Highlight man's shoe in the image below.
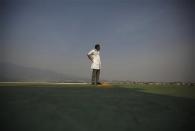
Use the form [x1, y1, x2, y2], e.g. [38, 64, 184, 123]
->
[97, 82, 102, 85]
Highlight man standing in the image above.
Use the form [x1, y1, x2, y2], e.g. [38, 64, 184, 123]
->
[87, 44, 101, 85]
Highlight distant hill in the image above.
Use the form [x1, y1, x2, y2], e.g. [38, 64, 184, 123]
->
[0, 62, 87, 82]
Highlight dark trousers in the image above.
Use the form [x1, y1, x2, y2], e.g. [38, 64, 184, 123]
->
[91, 69, 100, 84]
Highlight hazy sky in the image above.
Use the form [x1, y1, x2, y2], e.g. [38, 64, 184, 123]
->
[1, 0, 194, 82]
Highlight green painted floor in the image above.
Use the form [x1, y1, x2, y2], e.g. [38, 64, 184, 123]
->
[0, 84, 194, 131]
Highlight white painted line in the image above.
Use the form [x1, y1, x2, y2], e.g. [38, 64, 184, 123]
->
[55, 83, 88, 84]
[0, 82, 89, 84]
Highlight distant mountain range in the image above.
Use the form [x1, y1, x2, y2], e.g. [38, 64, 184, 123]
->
[0, 62, 88, 82]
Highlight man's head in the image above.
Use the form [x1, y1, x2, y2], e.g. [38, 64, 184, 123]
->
[95, 44, 100, 51]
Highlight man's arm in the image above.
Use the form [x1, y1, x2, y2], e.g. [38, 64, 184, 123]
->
[87, 50, 94, 62]
[87, 54, 93, 62]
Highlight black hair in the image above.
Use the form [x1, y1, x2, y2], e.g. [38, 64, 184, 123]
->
[95, 44, 100, 49]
